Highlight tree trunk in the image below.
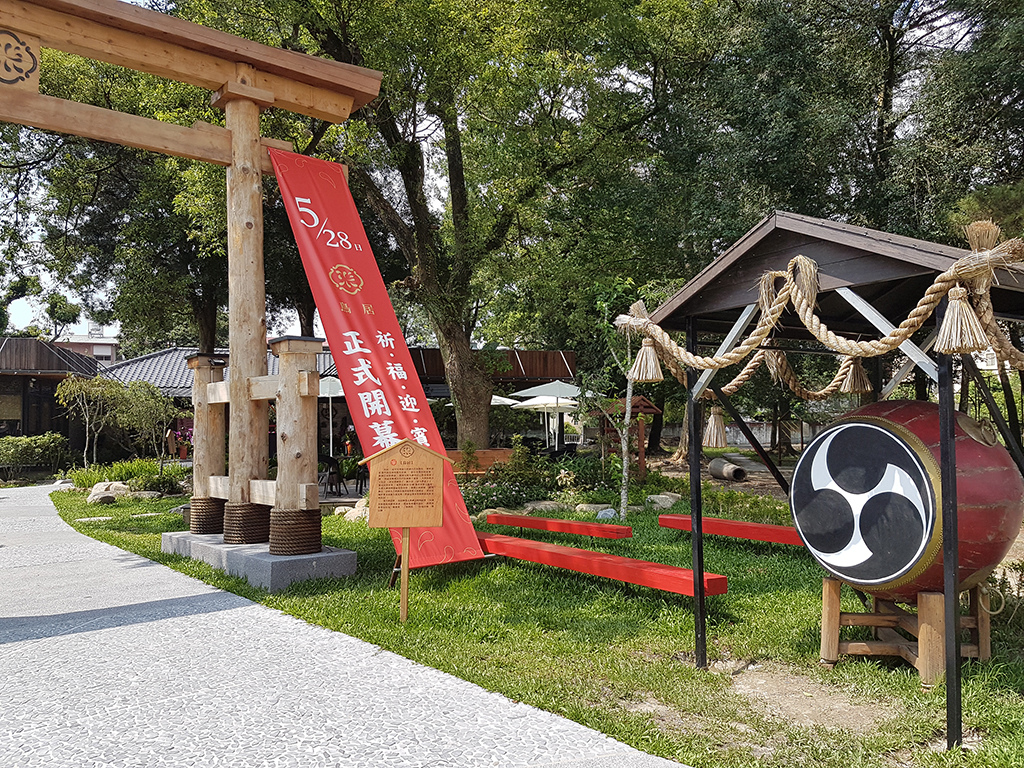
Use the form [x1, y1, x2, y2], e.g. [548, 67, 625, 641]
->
[670, 407, 688, 463]
[193, 290, 220, 355]
[914, 368, 929, 400]
[436, 318, 492, 448]
[619, 378, 634, 521]
[295, 294, 317, 338]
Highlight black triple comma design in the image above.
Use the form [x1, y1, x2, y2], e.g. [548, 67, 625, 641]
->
[790, 422, 936, 586]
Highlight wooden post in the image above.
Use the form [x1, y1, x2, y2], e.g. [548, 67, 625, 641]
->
[820, 577, 841, 666]
[186, 353, 226, 534]
[269, 337, 321, 510]
[187, 354, 226, 498]
[219, 65, 270, 506]
[268, 337, 323, 556]
[215, 65, 272, 544]
[400, 527, 411, 623]
[970, 585, 991, 661]
[917, 591, 946, 687]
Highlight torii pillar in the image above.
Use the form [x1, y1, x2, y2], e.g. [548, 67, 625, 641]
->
[213, 69, 272, 544]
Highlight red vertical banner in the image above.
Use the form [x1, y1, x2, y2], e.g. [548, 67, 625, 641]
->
[269, 149, 482, 568]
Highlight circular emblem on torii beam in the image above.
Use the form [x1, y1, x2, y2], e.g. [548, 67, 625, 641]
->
[0, 30, 39, 86]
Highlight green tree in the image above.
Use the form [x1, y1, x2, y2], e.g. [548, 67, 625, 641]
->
[42, 292, 80, 341]
[55, 375, 125, 465]
[117, 381, 182, 459]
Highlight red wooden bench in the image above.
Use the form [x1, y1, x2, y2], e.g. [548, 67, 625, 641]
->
[486, 513, 632, 539]
[477, 532, 728, 597]
[659, 514, 804, 547]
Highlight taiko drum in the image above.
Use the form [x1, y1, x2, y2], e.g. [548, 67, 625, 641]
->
[790, 400, 1023, 603]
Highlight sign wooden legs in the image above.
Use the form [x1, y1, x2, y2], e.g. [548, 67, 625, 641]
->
[400, 527, 411, 623]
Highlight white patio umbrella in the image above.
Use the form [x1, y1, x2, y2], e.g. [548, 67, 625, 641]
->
[490, 394, 520, 406]
[511, 396, 579, 448]
[511, 395, 580, 413]
[445, 394, 521, 407]
[509, 380, 581, 399]
[319, 375, 345, 456]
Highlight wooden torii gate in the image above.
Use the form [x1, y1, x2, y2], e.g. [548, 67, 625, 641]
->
[0, 0, 381, 554]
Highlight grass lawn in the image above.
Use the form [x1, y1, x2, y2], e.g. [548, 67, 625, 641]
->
[52, 489, 1024, 768]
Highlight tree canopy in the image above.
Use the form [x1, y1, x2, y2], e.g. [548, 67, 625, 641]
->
[2, 0, 1021, 441]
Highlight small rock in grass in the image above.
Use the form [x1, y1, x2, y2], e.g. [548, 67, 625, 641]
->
[129, 491, 162, 500]
[524, 500, 564, 513]
[660, 491, 682, 502]
[646, 494, 676, 509]
[87, 492, 116, 505]
[91, 481, 131, 497]
[596, 508, 618, 520]
[344, 507, 367, 522]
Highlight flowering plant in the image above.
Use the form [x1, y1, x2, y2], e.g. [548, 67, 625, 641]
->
[174, 427, 193, 449]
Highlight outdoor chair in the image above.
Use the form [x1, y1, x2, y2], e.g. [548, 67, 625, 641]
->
[317, 454, 348, 496]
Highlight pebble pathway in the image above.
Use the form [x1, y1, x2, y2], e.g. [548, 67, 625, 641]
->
[0, 484, 687, 767]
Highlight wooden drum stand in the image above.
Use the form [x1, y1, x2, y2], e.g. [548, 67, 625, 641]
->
[820, 577, 991, 687]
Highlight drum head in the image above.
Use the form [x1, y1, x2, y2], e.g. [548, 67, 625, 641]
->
[791, 418, 941, 590]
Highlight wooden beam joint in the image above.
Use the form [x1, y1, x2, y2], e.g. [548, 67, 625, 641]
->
[211, 79, 275, 110]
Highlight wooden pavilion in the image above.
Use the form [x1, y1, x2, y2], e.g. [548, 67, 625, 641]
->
[649, 210, 1024, 748]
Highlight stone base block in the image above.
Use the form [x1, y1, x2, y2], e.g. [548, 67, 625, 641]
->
[162, 531, 357, 592]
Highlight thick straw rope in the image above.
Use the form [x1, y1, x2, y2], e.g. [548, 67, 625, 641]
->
[616, 239, 1024, 372]
[763, 350, 857, 401]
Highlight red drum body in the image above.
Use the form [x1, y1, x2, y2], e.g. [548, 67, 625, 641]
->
[790, 400, 1023, 603]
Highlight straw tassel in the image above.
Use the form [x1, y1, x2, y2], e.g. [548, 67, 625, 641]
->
[627, 338, 664, 383]
[702, 405, 727, 448]
[840, 357, 872, 394]
[765, 349, 787, 384]
[935, 284, 989, 354]
[965, 219, 1001, 252]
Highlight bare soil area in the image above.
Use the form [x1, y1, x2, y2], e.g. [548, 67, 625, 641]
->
[730, 661, 884, 733]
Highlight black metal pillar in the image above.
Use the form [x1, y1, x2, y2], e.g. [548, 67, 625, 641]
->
[961, 355, 1024, 477]
[709, 383, 790, 495]
[935, 302, 962, 748]
[686, 316, 707, 669]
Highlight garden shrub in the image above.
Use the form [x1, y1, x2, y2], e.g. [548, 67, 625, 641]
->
[66, 458, 191, 490]
[459, 477, 547, 515]
[66, 466, 105, 488]
[482, 435, 555, 492]
[127, 473, 183, 495]
[0, 432, 70, 479]
[106, 458, 161, 483]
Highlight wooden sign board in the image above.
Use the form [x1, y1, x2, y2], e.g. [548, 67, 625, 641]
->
[361, 439, 449, 529]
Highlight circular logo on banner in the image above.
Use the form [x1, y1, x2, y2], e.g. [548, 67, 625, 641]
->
[790, 421, 938, 588]
[329, 263, 363, 294]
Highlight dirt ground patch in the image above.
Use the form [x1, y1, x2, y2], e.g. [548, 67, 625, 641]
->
[730, 661, 885, 733]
